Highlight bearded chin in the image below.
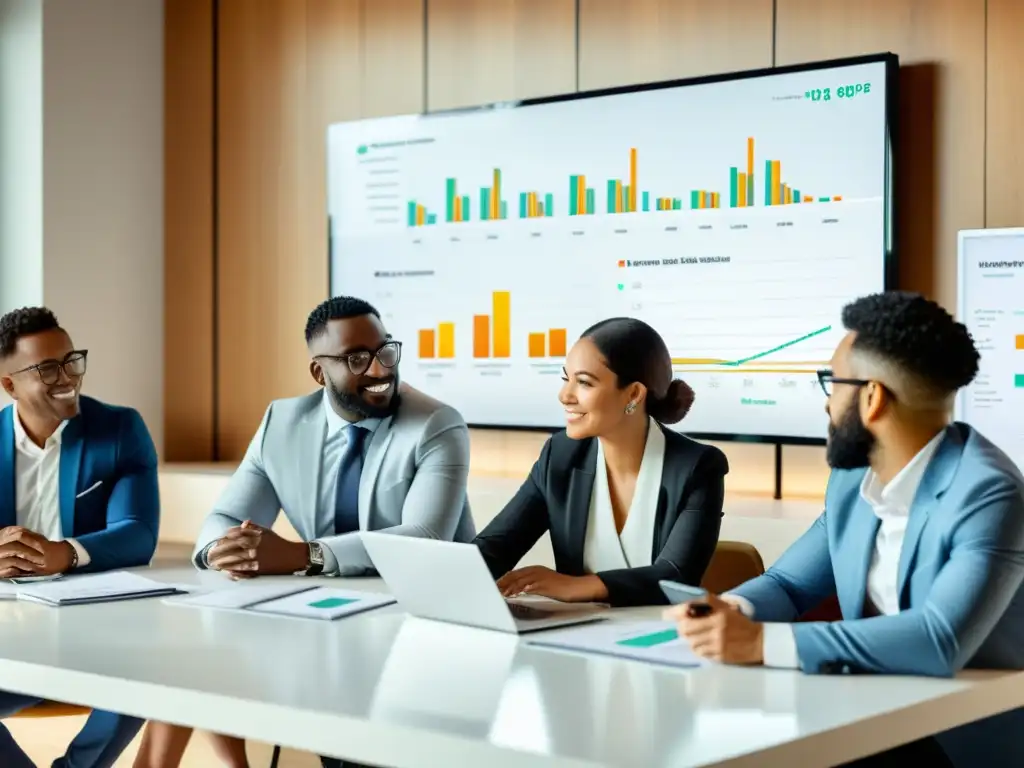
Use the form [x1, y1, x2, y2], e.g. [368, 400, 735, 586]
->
[826, 403, 875, 470]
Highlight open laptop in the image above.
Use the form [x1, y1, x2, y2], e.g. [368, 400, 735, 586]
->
[361, 532, 605, 634]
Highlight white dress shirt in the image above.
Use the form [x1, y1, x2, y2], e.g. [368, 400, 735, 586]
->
[583, 417, 665, 572]
[743, 432, 945, 668]
[12, 404, 90, 567]
[314, 390, 381, 575]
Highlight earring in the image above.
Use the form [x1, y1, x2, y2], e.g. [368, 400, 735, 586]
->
[624, 401, 637, 415]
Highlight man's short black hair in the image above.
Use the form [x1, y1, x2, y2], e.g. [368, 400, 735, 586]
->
[0, 307, 61, 360]
[305, 296, 380, 344]
[842, 291, 979, 397]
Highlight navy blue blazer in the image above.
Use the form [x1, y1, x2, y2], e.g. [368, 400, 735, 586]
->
[0, 396, 159, 572]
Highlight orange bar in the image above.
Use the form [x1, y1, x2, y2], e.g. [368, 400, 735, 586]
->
[712, 192, 720, 208]
[418, 329, 435, 359]
[1016, 334, 1024, 350]
[784, 186, 792, 205]
[629, 147, 637, 212]
[738, 173, 747, 207]
[473, 315, 490, 357]
[770, 160, 781, 206]
[491, 169, 500, 220]
[803, 195, 813, 202]
[453, 197, 461, 222]
[614, 180, 622, 213]
[438, 323, 455, 358]
[578, 174, 587, 214]
[528, 333, 545, 358]
[747, 137, 754, 177]
[833, 195, 843, 201]
[492, 291, 511, 358]
[416, 205, 425, 226]
[549, 328, 567, 357]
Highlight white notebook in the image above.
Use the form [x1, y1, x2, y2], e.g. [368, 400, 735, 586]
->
[169, 582, 395, 621]
[16, 571, 178, 606]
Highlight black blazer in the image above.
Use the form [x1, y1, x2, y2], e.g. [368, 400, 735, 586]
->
[474, 426, 729, 607]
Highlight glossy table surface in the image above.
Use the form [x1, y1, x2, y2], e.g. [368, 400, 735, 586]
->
[0, 566, 1020, 767]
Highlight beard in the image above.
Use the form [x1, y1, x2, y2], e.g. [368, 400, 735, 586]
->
[326, 374, 400, 420]
[826, 402, 875, 469]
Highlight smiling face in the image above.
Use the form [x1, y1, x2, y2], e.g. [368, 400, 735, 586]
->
[0, 328, 84, 424]
[558, 337, 643, 440]
[308, 313, 401, 420]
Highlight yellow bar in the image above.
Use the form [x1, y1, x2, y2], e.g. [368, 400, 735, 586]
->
[833, 195, 843, 201]
[473, 315, 489, 358]
[771, 161, 781, 205]
[1016, 335, 1024, 350]
[738, 173, 747, 207]
[416, 205, 425, 226]
[803, 195, 813, 202]
[713, 192, 720, 208]
[491, 169, 500, 220]
[528, 333, 545, 358]
[492, 291, 511, 358]
[747, 137, 754, 177]
[578, 174, 586, 214]
[629, 147, 637, 212]
[453, 197, 461, 222]
[784, 186, 792, 205]
[549, 328, 567, 357]
[418, 329, 435, 359]
[438, 323, 455, 358]
[614, 180, 622, 213]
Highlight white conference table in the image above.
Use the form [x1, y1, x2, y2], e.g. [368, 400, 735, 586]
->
[0, 567, 1021, 768]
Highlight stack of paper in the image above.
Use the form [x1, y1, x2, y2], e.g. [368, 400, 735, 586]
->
[16, 572, 178, 606]
[169, 582, 395, 621]
[527, 620, 707, 668]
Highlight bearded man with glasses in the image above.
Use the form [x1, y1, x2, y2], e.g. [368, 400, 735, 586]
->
[0, 306, 159, 768]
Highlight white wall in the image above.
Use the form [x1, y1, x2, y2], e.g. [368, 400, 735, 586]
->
[0, 0, 164, 453]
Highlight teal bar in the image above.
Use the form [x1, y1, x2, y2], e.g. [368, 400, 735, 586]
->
[519, 192, 527, 218]
[545, 193, 553, 216]
[426, 213, 436, 225]
[407, 201, 417, 227]
[585, 188, 595, 214]
[500, 200, 507, 219]
[642, 191, 650, 211]
[730, 167, 738, 207]
[461, 195, 470, 220]
[794, 189, 801, 203]
[1016, 374, 1024, 388]
[747, 175, 754, 206]
[673, 199, 681, 210]
[569, 175, 578, 215]
[690, 190, 700, 209]
[446, 178, 456, 222]
[818, 196, 830, 202]
[765, 160, 772, 205]
[607, 180, 617, 213]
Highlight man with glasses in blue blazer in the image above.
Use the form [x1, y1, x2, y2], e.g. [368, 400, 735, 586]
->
[0, 306, 160, 768]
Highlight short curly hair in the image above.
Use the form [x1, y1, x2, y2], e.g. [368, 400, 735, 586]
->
[842, 291, 979, 399]
[305, 296, 380, 344]
[0, 307, 62, 360]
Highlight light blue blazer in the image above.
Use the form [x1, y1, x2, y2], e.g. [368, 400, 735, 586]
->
[731, 422, 1024, 765]
[0, 396, 160, 573]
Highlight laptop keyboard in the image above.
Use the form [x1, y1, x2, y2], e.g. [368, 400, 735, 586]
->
[506, 602, 557, 621]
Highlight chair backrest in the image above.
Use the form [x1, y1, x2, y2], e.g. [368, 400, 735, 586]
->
[700, 540, 765, 594]
[10, 701, 90, 718]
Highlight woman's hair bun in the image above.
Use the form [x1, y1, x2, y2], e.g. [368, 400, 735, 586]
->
[648, 379, 695, 425]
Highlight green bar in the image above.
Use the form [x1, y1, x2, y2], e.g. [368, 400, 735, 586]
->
[426, 213, 436, 225]
[819, 196, 830, 202]
[407, 201, 417, 227]
[642, 191, 649, 211]
[545, 193, 553, 216]
[765, 160, 773, 205]
[617, 629, 679, 648]
[500, 200, 507, 219]
[462, 195, 470, 220]
[673, 198, 681, 210]
[730, 167, 738, 207]
[519, 192, 527, 218]
[569, 176, 578, 215]
[747, 175, 754, 207]
[1016, 374, 1024, 388]
[793, 189, 801, 203]
[690, 190, 700, 209]
[481, 189, 490, 220]
[446, 178, 456, 222]
[586, 188, 595, 214]
[607, 180, 617, 213]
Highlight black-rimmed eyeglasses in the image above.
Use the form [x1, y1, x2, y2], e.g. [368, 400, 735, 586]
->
[10, 350, 89, 385]
[314, 341, 401, 376]
[816, 368, 870, 397]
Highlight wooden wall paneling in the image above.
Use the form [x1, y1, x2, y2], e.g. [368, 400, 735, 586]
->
[362, 0, 426, 116]
[164, 0, 215, 461]
[577, 0, 774, 90]
[775, 0, 986, 311]
[426, 0, 576, 111]
[985, 0, 1024, 229]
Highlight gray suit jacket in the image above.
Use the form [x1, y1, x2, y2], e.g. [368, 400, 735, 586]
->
[192, 385, 476, 575]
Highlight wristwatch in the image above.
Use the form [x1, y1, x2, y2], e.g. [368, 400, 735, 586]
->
[304, 541, 325, 576]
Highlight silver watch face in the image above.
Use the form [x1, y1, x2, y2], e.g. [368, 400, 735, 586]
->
[309, 542, 324, 565]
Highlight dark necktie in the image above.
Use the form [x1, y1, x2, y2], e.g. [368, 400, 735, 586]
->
[334, 424, 367, 535]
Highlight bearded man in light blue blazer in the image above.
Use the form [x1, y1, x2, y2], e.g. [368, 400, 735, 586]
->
[669, 291, 1024, 768]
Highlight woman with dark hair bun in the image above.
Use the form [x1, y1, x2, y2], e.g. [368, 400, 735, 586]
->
[474, 317, 728, 607]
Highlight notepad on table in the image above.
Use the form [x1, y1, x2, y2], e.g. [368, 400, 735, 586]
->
[169, 582, 395, 621]
[527, 620, 706, 668]
[16, 571, 179, 606]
